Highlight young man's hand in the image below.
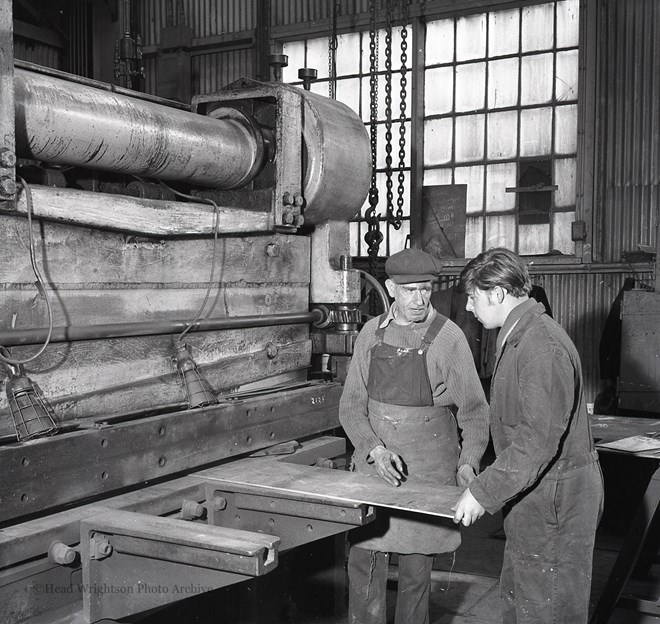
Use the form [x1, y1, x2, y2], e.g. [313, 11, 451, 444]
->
[369, 445, 404, 486]
[451, 488, 485, 526]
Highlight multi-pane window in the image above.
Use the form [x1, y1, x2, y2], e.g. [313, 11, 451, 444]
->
[283, 27, 411, 258]
[282, 0, 579, 259]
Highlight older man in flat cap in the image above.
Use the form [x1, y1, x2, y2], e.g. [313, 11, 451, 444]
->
[339, 248, 489, 624]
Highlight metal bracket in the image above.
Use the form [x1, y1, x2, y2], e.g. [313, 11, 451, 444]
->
[80, 509, 279, 623]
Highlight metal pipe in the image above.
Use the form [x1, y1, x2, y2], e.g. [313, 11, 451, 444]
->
[358, 269, 390, 313]
[0, 311, 324, 347]
[13, 68, 267, 189]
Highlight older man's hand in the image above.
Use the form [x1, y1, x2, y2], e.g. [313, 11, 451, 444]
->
[369, 445, 404, 487]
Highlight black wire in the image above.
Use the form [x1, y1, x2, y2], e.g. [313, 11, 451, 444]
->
[0, 178, 54, 366]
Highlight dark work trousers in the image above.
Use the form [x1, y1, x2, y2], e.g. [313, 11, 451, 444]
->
[500, 456, 604, 623]
[347, 546, 433, 624]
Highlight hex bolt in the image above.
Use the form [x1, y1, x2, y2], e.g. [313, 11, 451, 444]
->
[293, 214, 305, 228]
[282, 191, 294, 205]
[48, 541, 77, 565]
[293, 194, 304, 207]
[266, 342, 278, 359]
[282, 210, 294, 225]
[181, 499, 205, 520]
[0, 176, 16, 197]
[213, 496, 228, 511]
[266, 243, 280, 257]
[0, 148, 16, 168]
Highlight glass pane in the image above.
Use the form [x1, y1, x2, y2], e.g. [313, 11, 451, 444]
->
[555, 104, 577, 154]
[424, 167, 453, 186]
[520, 107, 552, 156]
[487, 110, 518, 160]
[557, 0, 580, 48]
[465, 216, 484, 257]
[457, 14, 487, 61]
[426, 18, 455, 65]
[456, 62, 486, 112]
[521, 53, 553, 105]
[350, 221, 360, 256]
[553, 211, 575, 254]
[336, 32, 361, 76]
[522, 4, 554, 52]
[389, 219, 411, 254]
[455, 114, 485, 162]
[455, 165, 485, 214]
[556, 50, 579, 102]
[336, 77, 361, 116]
[425, 67, 454, 115]
[309, 81, 327, 96]
[489, 8, 520, 57]
[306, 37, 329, 78]
[488, 58, 519, 109]
[424, 118, 453, 165]
[519, 223, 550, 255]
[485, 214, 516, 249]
[282, 41, 305, 83]
[554, 157, 576, 207]
[486, 162, 517, 212]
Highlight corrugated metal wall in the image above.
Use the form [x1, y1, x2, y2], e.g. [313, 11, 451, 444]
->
[13, 40, 60, 69]
[595, 0, 660, 263]
[136, 0, 257, 46]
[270, 1, 370, 26]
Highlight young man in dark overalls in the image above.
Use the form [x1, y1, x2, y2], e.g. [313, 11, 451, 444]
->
[339, 248, 489, 624]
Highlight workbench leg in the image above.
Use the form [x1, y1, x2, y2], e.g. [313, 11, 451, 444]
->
[590, 465, 660, 624]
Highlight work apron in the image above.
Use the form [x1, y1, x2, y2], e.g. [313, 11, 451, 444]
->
[349, 313, 461, 554]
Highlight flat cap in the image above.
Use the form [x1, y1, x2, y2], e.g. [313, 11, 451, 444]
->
[385, 248, 442, 284]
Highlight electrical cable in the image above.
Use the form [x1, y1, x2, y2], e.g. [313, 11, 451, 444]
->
[0, 178, 54, 365]
[155, 180, 221, 343]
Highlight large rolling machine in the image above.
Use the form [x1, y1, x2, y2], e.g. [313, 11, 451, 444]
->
[0, 5, 386, 622]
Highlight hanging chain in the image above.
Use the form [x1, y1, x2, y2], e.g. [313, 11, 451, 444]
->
[384, 0, 395, 228]
[365, 0, 382, 289]
[327, 0, 339, 99]
[394, 0, 410, 230]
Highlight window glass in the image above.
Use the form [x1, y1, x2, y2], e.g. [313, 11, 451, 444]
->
[556, 49, 578, 101]
[488, 8, 519, 57]
[425, 19, 454, 65]
[487, 110, 518, 160]
[456, 14, 487, 61]
[456, 62, 486, 112]
[522, 4, 555, 52]
[557, 0, 580, 48]
[555, 104, 578, 154]
[336, 32, 361, 76]
[520, 107, 553, 156]
[455, 114, 485, 162]
[553, 211, 576, 253]
[424, 118, 454, 165]
[486, 162, 517, 212]
[424, 168, 453, 186]
[521, 53, 554, 105]
[554, 157, 576, 207]
[485, 214, 516, 248]
[425, 67, 454, 115]
[487, 58, 519, 109]
[282, 41, 305, 82]
[455, 165, 485, 214]
[519, 223, 551, 254]
[306, 37, 330, 78]
[336, 77, 361, 115]
[465, 216, 484, 258]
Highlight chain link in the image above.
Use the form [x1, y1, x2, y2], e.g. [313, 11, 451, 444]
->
[365, 0, 382, 277]
[384, 0, 395, 229]
[327, 0, 339, 99]
[394, 0, 410, 230]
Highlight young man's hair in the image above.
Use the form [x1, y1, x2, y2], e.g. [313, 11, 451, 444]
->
[459, 247, 532, 297]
